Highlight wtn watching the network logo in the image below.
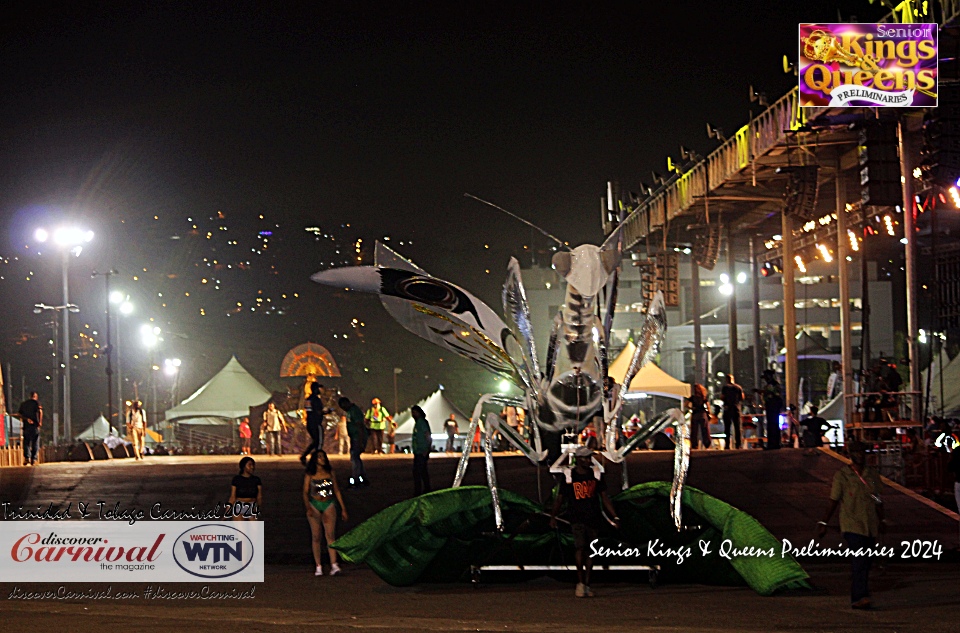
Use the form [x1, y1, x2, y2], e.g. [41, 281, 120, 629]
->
[174, 524, 255, 579]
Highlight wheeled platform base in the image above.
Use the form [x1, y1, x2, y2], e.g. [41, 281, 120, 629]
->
[470, 564, 660, 588]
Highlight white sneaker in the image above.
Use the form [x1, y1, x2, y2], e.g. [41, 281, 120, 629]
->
[330, 563, 341, 576]
[575, 582, 586, 598]
[315, 565, 323, 576]
[585, 585, 594, 597]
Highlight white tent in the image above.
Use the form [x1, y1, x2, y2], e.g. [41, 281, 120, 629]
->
[608, 341, 691, 400]
[394, 389, 469, 443]
[76, 415, 118, 441]
[165, 356, 272, 422]
[923, 348, 960, 417]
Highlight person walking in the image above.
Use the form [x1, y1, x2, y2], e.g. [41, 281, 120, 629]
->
[229, 456, 262, 521]
[688, 383, 710, 449]
[762, 370, 783, 450]
[262, 401, 286, 456]
[720, 374, 744, 450]
[364, 398, 392, 455]
[300, 382, 325, 464]
[303, 449, 348, 576]
[444, 413, 459, 453]
[238, 417, 252, 455]
[126, 400, 147, 460]
[817, 441, 885, 609]
[339, 397, 369, 487]
[411, 405, 432, 495]
[17, 391, 43, 466]
[549, 446, 620, 598]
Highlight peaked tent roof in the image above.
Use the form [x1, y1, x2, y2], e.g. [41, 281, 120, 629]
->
[394, 389, 470, 437]
[77, 414, 118, 440]
[923, 349, 960, 417]
[777, 331, 841, 362]
[165, 356, 272, 421]
[608, 341, 691, 399]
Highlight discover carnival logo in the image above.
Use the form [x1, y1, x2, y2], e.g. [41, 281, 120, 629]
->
[0, 521, 263, 582]
[173, 524, 254, 579]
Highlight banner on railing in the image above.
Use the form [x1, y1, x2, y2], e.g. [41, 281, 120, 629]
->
[799, 23, 937, 107]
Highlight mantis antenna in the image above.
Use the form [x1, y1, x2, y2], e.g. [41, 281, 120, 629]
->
[464, 194, 570, 251]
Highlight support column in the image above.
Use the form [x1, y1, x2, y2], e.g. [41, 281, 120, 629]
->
[751, 236, 762, 390]
[836, 154, 854, 423]
[691, 257, 703, 385]
[727, 225, 738, 378]
[899, 115, 921, 407]
[782, 212, 798, 408]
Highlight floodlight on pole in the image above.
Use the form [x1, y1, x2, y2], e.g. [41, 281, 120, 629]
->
[35, 224, 93, 442]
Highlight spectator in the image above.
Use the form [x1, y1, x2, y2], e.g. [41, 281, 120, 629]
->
[337, 412, 350, 455]
[364, 398, 392, 455]
[300, 382, 326, 464]
[949, 448, 960, 548]
[229, 457, 262, 522]
[262, 402, 286, 456]
[411, 406, 432, 495]
[801, 406, 830, 449]
[762, 370, 783, 450]
[720, 374, 744, 450]
[444, 413, 459, 453]
[126, 400, 147, 461]
[303, 449, 347, 576]
[339, 397, 369, 487]
[550, 447, 620, 598]
[17, 391, 42, 466]
[239, 417, 252, 455]
[817, 442, 885, 609]
[688, 383, 710, 449]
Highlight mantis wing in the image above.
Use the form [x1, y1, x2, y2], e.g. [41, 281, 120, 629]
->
[311, 242, 531, 389]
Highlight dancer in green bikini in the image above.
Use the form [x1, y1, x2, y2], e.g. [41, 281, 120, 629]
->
[303, 449, 348, 576]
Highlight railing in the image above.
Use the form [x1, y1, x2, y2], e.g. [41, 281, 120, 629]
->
[843, 391, 922, 435]
[622, 89, 812, 248]
[618, 0, 960, 249]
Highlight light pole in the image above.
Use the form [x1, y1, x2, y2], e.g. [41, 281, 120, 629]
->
[164, 358, 182, 407]
[110, 293, 133, 425]
[393, 367, 402, 415]
[93, 270, 118, 430]
[33, 302, 78, 444]
[140, 324, 161, 430]
[35, 226, 93, 442]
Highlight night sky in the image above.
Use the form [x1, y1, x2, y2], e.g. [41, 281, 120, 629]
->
[0, 1, 887, 426]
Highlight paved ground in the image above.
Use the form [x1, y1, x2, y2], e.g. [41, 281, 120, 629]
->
[1, 448, 958, 632]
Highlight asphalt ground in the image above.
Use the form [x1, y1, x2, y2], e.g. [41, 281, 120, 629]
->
[1, 448, 958, 632]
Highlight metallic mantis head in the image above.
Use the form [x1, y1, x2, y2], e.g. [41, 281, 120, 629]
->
[551, 244, 619, 299]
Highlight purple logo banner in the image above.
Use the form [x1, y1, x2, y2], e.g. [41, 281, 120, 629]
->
[799, 23, 937, 107]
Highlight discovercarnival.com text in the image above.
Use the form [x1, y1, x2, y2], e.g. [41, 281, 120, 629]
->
[7, 585, 257, 600]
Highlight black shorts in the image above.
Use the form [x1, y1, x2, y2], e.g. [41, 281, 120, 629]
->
[572, 523, 598, 550]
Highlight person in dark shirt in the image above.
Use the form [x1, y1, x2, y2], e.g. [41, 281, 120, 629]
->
[229, 457, 262, 521]
[801, 406, 831, 448]
[550, 448, 620, 598]
[761, 370, 783, 450]
[688, 383, 710, 449]
[300, 382, 326, 465]
[720, 374, 744, 450]
[17, 391, 43, 466]
[339, 397, 369, 487]
[411, 406, 432, 496]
